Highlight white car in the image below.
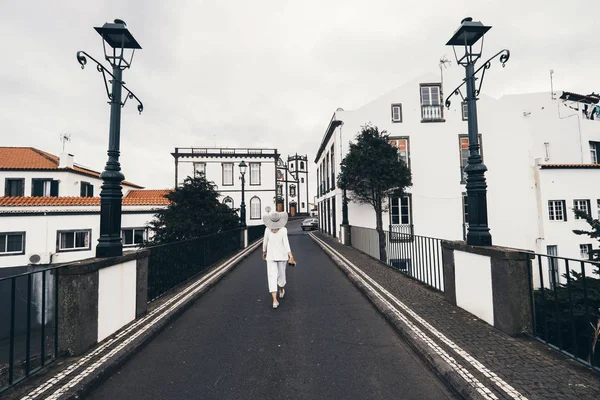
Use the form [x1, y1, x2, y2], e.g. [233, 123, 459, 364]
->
[301, 218, 319, 231]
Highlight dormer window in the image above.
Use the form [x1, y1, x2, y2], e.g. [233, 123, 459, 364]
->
[391, 104, 402, 122]
[420, 84, 444, 122]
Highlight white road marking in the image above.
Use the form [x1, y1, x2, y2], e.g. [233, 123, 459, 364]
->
[310, 233, 528, 400]
[21, 240, 262, 400]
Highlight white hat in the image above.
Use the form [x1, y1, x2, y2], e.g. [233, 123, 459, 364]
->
[262, 209, 288, 229]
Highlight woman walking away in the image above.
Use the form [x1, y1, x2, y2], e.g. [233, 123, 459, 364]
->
[262, 208, 295, 309]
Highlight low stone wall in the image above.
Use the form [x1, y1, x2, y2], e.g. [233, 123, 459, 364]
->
[57, 250, 149, 356]
[442, 241, 534, 336]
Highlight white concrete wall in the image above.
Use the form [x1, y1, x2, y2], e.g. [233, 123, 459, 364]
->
[97, 259, 137, 342]
[454, 250, 494, 326]
[0, 169, 139, 197]
[0, 209, 160, 268]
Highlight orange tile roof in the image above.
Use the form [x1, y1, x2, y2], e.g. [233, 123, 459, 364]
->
[0, 196, 170, 207]
[0, 147, 143, 188]
[125, 189, 172, 199]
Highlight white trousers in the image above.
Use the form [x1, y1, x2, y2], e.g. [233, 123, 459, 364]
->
[266, 261, 287, 293]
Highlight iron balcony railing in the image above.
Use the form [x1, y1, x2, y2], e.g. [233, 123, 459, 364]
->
[529, 253, 600, 371]
[0, 266, 62, 394]
[350, 225, 444, 292]
[421, 104, 444, 122]
[145, 229, 243, 302]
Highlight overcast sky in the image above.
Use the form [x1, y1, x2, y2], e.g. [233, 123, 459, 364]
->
[1, 0, 596, 190]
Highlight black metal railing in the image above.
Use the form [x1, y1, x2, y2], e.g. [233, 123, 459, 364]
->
[529, 253, 600, 371]
[0, 267, 60, 394]
[248, 225, 265, 243]
[350, 225, 444, 292]
[146, 229, 242, 302]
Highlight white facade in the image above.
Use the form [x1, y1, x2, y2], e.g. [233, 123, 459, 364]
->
[173, 147, 311, 223]
[315, 72, 600, 268]
[0, 207, 164, 269]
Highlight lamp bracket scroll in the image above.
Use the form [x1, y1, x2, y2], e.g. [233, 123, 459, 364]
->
[76, 50, 144, 114]
[445, 49, 510, 109]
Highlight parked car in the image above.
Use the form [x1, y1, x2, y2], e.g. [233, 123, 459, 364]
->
[301, 218, 319, 231]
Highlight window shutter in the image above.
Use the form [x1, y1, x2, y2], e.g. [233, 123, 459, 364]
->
[562, 200, 567, 221]
[17, 180, 24, 196]
[32, 180, 43, 197]
[50, 180, 59, 197]
[89, 185, 94, 197]
[80, 183, 86, 197]
[4, 181, 8, 197]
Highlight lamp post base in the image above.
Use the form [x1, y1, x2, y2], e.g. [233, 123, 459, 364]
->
[466, 230, 492, 247]
[96, 243, 123, 258]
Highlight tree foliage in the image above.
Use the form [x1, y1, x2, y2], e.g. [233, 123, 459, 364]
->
[146, 175, 240, 245]
[337, 124, 412, 261]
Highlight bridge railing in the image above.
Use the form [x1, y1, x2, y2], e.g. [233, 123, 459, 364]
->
[146, 229, 242, 302]
[0, 265, 63, 394]
[529, 253, 600, 371]
[349, 225, 444, 292]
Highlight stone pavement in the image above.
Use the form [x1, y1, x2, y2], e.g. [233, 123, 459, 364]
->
[312, 232, 600, 400]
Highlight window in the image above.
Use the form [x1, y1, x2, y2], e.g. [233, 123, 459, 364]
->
[459, 135, 483, 184]
[277, 170, 283, 181]
[194, 162, 206, 176]
[590, 142, 600, 164]
[390, 195, 411, 225]
[547, 245, 559, 289]
[597, 199, 600, 216]
[302, 202, 305, 208]
[250, 163, 261, 185]
[300, 161, 305, 170]
[223, 197, 234, 208]
[277, 185, 283, 196]
[548, 200, 567, 221]
[391, 104, 402, 122]
[32, 179, 58, 197]
[331, 145, 335, 190]
[0, 232, 25, 255]
[420, 84, 443, 121]
[222, 163, 233, 186]
[301, 177, 304, 183]
[290, 185, 296, 197]
[573, 199, 591, 219]
[390, 258, 410, 271]
[5, 178, 24, 196]
[580, 244, 592, 259]
[250, 197, 261, 219]
[462, 102, 468, 121]
[57, 230, 91, 252]
[390, 138, 409, 167]
[122, 228, 146, 247]
[80, 182, 94, 197]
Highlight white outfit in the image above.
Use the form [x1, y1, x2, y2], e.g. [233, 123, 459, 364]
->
[263, 227, 291, 293]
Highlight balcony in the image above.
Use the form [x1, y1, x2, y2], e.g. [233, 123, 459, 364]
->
[421, 105, 444, 122]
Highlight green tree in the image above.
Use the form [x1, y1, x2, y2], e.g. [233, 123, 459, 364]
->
[337, 124, 412, 261]
[146, 175, 240, 244]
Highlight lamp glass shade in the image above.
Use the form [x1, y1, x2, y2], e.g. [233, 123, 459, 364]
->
[239, 161, 247, 175]
[446, 19, 491, 46]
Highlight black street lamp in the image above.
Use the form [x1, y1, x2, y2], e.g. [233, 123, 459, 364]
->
[77, 19, 143, 257]
[445, 17, 509, 247]
[239, 161, 247, 228]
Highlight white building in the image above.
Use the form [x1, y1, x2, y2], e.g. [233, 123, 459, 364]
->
[0, 147, 169, 271]
[315, 73, 600, 270]
[172, 147, 310, 222]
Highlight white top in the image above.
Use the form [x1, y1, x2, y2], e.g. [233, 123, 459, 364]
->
[262, 227, 291, 261]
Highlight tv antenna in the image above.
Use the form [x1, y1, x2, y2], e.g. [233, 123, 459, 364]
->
[59, 133, 71, 152]
[439, 55, 451, 95]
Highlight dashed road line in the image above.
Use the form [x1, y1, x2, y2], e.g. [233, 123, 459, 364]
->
[310, 233, 527, 400]
[21, 240, 262, 400]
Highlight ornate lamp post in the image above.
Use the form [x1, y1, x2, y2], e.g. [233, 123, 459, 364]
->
[77, 19, 143, 257]
[239, 161, 247, 228]
[445, 17, 509, 246]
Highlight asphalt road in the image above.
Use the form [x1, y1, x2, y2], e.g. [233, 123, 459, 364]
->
[87, 220, 456, 400]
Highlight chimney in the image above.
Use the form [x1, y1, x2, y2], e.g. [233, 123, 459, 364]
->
[59, 153, 74, 169]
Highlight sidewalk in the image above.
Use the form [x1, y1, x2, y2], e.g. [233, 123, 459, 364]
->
[312, 232, 600, 400]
